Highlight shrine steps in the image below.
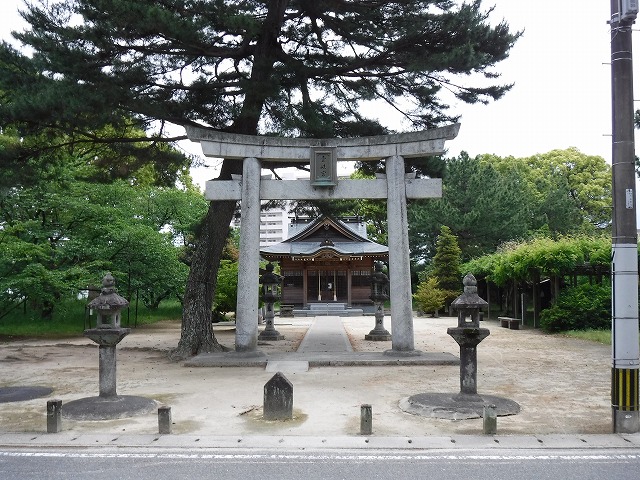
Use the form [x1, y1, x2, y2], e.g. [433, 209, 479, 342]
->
[290, 302, 364, 317]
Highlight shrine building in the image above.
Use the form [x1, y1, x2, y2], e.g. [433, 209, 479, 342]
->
[260, 215, 388, 309]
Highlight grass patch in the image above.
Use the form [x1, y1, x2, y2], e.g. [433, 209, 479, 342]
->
[563, 329, 611, 345]
[125, 300, 183, 327]
[0, 299, 182, 338]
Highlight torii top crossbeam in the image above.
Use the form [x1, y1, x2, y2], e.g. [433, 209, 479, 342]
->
[186, 124, 460, 162]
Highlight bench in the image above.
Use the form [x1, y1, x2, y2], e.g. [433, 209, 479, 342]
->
[279, 304, 294, 317]
[498, 316, 521, 330]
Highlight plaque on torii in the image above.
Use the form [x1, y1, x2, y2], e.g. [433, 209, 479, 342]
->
[310, 147, 337, 187]
[187, 125, 460, 357]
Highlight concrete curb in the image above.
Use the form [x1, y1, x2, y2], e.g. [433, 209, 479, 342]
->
[1, 433, 639, 451]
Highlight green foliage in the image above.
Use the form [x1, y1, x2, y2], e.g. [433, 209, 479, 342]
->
[463, 235, 611, 285]
[0, 298, 90, 337]
[413, 277, 446, 316]
[527, 148, 612, 230]
[408, 149, 612, 263]
[214, 260, 238, 318]
[539, 283, 611, 333]
[409, 152, 530, 261]
[0, 118, 191, 190]
[431, 225, 463, 303]
[1, 1, 520, 148]
[483, 148, 611, 232]
[0, 150, 207, 318]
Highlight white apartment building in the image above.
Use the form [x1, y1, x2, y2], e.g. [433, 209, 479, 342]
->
[259, 207, 289, 247]
[232, 204, 289, 247]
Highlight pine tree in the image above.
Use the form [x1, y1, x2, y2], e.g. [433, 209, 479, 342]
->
[1, 1, 520, 357]
[431, 225, 463, 307]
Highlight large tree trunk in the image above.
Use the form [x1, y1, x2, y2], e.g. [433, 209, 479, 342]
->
[171, 0, 289, 360]
[171, 161, 242, 359]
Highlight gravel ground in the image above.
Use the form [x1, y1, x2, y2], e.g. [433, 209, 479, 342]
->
[0, 315, 613, 436]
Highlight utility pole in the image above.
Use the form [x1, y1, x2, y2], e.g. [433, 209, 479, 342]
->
[610, 0, 640, 433]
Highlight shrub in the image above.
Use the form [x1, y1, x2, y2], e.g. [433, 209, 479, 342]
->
[413, 277, 446, 317]
[540, 283, 611, 333]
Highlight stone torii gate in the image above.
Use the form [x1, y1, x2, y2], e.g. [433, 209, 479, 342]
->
[187, 125, 460, 357]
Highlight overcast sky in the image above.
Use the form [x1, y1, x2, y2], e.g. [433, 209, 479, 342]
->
[0, 1, 633, 172]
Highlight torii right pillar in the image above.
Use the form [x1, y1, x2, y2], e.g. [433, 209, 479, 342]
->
[385, 155, 418, 356]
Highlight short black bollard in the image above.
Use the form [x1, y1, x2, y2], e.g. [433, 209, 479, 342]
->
[483, 404, 497, 435]
[158, 405, 172, 434]
[360, 404, 372, 435]
[47, 400, 62, 433]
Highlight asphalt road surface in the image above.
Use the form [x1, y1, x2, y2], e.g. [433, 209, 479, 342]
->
[1, 448, 639, 480]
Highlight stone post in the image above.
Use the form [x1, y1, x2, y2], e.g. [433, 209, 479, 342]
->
[235, 157, 262, 353]
[483, 404, 497, 435]
[360, 404, 373, 435]
[385, 155, 416, 354]
[46, 400, 62, 433]
[158, 406, 172, 434]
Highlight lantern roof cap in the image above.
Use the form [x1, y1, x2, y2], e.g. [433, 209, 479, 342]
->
[260, 262, 282, 283]
[87, 273, 129, 310]
[451, 273, 488, 310]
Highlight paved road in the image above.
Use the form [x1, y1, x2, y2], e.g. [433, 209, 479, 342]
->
[2, 447, 640, 480]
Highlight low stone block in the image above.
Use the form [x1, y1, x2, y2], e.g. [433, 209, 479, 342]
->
[263, 372, 293, 421]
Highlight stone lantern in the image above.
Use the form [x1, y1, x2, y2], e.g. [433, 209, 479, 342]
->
[85, 273, 130, 398]
[64, 273, 156, 420]
[399, 273, 520, 421]
[447, 273, 490, 398]
[365, 261, 391, 341]
[258, 263, 284, 341]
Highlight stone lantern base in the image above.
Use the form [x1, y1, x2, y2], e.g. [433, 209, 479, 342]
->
[365, 303, 391, 341]
[0, 386, 53, 403]
[399, 392, 520, 420]
[365, 331, 392, 341]
[258, 329, 285, 341]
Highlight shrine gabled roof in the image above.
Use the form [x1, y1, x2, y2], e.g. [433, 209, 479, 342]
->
[260, 215, 388, 260]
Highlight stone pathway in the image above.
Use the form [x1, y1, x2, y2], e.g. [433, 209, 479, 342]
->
[296, 316, 353, 353]
[266, 316, 352, 373]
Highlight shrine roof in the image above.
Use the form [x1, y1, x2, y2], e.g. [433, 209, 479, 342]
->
[260, 215, 388, 260]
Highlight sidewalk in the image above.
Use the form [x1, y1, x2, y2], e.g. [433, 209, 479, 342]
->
[0, 315, 638, 448]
